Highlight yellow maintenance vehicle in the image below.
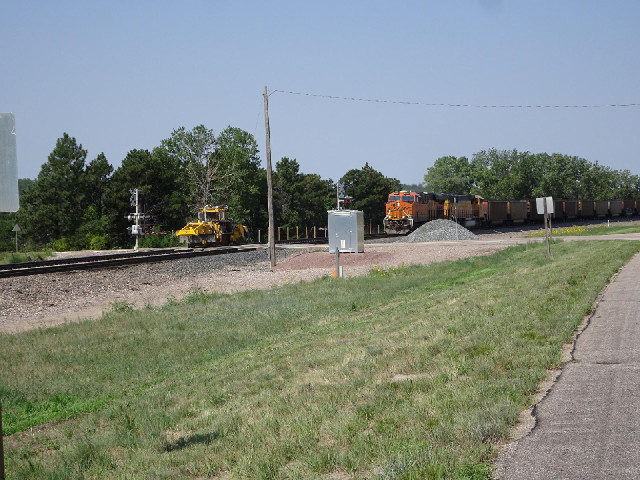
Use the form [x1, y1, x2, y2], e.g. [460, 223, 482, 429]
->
[176, 205, 248, 247]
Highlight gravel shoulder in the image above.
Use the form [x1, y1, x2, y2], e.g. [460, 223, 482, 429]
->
[0, 240, 508, 334]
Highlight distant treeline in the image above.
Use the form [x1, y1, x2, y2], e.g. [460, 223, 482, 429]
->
[2, 126, 399, 251]
[424, 149, 640, 200]
[3, 139, 637, 251]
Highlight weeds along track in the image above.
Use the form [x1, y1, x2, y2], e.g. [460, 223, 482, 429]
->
[0, 245, 263, 279]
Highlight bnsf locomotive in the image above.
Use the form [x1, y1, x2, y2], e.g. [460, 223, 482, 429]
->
[384, 191, 482, 233]
[383, 191, 639, 234]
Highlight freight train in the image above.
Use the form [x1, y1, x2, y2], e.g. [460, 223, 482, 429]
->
[383, 191, 639, 234]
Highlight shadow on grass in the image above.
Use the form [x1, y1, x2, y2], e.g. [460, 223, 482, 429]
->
[164, 431, 221, 452]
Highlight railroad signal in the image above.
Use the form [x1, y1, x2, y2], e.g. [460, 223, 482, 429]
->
[126, 188, 146, 251]
[127, 225, 141, 236]
[336, 182, 354, 210]
[127, 214, 150, 222]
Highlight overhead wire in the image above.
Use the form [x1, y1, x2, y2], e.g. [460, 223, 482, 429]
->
[270, 89, 640, 109]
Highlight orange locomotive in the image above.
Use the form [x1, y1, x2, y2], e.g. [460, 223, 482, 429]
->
[383, 191, 482, 233]
[384, 192, 640, 234]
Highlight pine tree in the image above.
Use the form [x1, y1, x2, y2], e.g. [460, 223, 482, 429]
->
[18, 133, 87, 247]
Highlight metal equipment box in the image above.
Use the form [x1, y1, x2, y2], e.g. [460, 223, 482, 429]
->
[328, 210, 364, 253]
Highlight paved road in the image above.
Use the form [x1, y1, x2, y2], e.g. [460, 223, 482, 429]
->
[497, 251, 640, 479]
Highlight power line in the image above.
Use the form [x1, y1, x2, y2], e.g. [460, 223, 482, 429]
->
[271, 89, 640, 109]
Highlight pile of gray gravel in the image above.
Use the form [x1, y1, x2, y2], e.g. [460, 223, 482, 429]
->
[400, 219, 478, 242]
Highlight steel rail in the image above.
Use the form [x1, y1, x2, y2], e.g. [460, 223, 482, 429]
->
[0, 249, 184, 272]
[0, 246, 262, 279]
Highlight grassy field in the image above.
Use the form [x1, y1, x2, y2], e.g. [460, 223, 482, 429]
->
[528, 223, 640, 237]
[2, 240, 639, 479]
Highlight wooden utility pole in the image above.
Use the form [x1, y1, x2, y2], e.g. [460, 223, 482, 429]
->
[263, 86, 276, 269]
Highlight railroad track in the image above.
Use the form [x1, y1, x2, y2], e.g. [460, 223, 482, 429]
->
[1, 234, 397, 278]
[0, 245, 263, 278]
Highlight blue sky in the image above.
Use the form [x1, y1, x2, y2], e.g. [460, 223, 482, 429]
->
[2, 0, 640, 184]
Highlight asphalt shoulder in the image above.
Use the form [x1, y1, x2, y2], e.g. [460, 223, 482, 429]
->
[495, 251, 640, 480]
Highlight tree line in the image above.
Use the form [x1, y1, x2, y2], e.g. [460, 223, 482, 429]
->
[424, 149, 640, 200]
[6, 138, 637, 252]
[3, 126, 400, 251]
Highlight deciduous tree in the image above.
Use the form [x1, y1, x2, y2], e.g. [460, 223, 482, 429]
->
[161, 125, 227, 209]
[424, 156, 473, 194]
[340, 163, 401, 225]
[215, 126, 265, 229]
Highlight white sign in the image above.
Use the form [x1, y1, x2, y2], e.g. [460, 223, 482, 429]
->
[536, 197, 554, 215]
[12, 224, 21, 232]
[0, 113, 19, 212]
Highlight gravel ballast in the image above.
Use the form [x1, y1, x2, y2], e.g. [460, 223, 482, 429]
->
[400, 219, 478, 242]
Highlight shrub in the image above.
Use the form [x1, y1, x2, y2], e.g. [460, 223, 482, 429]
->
[52, 237, 72, 252]
[138, 233, 181, 248]
[87, 234, 109, 250]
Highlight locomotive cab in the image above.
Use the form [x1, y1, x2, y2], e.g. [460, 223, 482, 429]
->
[384, 191, 433, 234]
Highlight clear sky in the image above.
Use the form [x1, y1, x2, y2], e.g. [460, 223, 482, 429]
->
[2, 0, 640, 185]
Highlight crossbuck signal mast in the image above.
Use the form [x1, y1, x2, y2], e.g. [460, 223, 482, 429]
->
[126, 188, 149, 251]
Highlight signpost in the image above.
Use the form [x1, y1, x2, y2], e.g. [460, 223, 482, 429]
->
[536, 197, 554, 259]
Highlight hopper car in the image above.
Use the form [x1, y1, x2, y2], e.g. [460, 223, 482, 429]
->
[383, 191, 640, 234]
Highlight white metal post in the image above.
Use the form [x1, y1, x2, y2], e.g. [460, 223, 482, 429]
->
[135, 188, 139, 252]
[543, 200, 550, 259]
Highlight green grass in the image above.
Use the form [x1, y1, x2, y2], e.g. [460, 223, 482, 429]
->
[2, 240, 639, 479]
[528, 223, 640, 237]
[138, 233, 182, 248]
[0, 249, 53, 264]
